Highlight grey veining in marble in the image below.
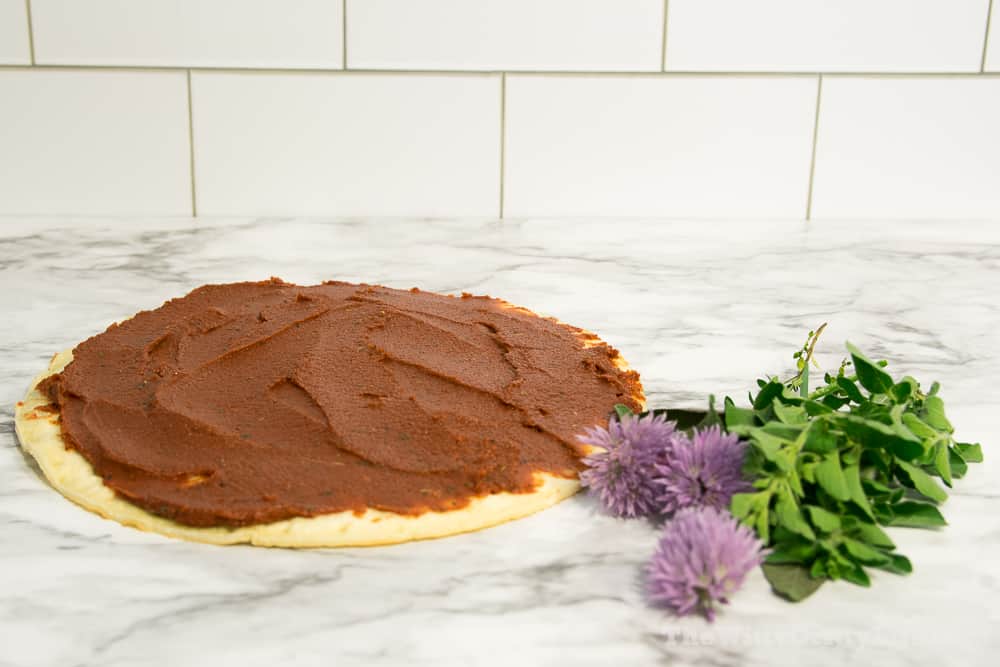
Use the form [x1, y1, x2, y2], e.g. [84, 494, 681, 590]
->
[1, 217, 998, 667]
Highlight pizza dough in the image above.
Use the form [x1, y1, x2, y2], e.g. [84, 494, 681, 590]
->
[15, 284, 644, 548]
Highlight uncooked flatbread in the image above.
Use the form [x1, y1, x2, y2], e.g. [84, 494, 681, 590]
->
[16, 337, 642, 548]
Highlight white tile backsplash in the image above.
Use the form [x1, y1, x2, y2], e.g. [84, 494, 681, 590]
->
[666, 0, 990, 73]
[986, 3, 999, 71]
[191, 72, 501, 217]
[504, 75, 818, 218]
[346, 0, 664, 71]
[811, 76, 1000, 220]
[30, 0, 344, 68]
[0, 0, 30, 64]
[1, 2, 998, 220]
[0, 69, 191, 215]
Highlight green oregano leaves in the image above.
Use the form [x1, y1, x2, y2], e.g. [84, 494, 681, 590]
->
[608, 328, 982, 605]
[726, 331, 982, 602]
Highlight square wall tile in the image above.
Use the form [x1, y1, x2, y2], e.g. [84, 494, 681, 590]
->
[504, 75, 818, 218]
[192, 72, 501, 217]
[0, 69, 191, 215]
[31, 0, 343, 68]
[0, 0, 30, 64]
[347, 0, 663, 71]
[667, 0, 990, 72]
[811, 77, 1000, 220]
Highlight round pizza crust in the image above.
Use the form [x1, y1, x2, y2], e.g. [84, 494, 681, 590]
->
[16, 337, 642, 548]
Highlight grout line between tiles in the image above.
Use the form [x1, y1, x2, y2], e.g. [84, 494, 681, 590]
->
[660, 0, 669, 72]
[342, 0, 348, 69]
[983, 0, 995, 72]
[3, 64, 1000, 77]
[499, 73, 506, 220]
[24, 0, 35, 65]
[804, 75, 823, 221]
[186, 70, 198, 217]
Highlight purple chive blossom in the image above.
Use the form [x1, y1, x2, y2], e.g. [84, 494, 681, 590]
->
[654, 425, 751, 515]
[578, 413, 677, 518]
[647, 506, 767, 621]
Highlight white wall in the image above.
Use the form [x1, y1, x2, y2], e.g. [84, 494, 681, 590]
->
[0, 0, 998, 220]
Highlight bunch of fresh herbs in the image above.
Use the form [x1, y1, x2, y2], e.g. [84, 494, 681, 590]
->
[614, 326, 983, 604]
[723, 327, 983, 601]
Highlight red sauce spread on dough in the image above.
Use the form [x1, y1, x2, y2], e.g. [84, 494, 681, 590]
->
[41, 279, 643, 526]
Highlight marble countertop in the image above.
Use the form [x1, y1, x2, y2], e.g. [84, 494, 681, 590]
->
[1, 217, 998, 667]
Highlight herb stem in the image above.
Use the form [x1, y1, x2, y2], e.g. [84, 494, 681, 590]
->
[784, 322, 828, 388]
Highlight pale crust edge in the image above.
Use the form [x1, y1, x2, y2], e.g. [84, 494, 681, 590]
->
[16, 343, 642, 548]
